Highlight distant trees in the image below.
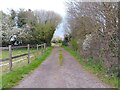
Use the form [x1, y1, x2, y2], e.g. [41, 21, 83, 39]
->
[62, 34, 71, 46]
[1, 11, 18, 46]
[1, 9, 62, 46]
[65, 1, 118, 75]
[33, 10, 62, 45]
[51, 36, 63, 44]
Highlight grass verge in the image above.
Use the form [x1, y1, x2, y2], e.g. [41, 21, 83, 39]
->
[58, 50, 63, 66]
[1, 47, 52, 89]
[63, 46, 119, 89]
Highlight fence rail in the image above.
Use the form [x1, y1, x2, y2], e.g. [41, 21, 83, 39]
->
[12, 53, 28, 59]
[0, 43, 46, 71]
[0, 45, 40, 51]
[0, 58, 9, 61]
[12, 46, 28, 49]
[0, 52, 37, 62]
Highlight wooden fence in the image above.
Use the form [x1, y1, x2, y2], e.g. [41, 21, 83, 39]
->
[0, 43, 46, 71]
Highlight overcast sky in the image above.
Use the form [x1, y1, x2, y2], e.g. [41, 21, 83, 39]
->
[0, 0, 67, 38]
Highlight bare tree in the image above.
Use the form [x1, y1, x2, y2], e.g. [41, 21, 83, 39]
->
[65, 0, 118, 75]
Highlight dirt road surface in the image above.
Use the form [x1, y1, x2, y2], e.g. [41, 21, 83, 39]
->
[14, 47, 111, 88]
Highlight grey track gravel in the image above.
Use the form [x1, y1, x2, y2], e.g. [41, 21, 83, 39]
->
[14, 47, 112, 88]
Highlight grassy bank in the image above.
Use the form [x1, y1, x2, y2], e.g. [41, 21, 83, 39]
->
[63, 46, 118, 88]
[1, 47, 52, 89]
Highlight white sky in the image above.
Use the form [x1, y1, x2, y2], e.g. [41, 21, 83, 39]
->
[1, 0, 118, 39]
[0, 0, 67, 38]
[0, 0, 66, 17]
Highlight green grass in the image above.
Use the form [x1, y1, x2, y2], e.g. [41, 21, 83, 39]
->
[1, 47, 52, 89]
[58, 50, 62, 52]
[59, 53, 63, 66]
[63, 46, 119, 89]
[1, 48, 42, 73]
[58, 50, 63, 66]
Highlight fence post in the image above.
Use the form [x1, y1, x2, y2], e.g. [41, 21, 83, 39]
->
[41, 45, 43, 53]
[27, 44, 30, 64]
[37, 44, 39, 55]
[45, 43, 46, 50]
[41, 44, 43, 53]
[42, 44, 44, 52]
[44, 43, 46, 49]
[9, 45, 12, 71]
[37, 44, 38, 51]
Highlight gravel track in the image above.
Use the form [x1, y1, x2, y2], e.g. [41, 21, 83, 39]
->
[14, 47, 111, 88]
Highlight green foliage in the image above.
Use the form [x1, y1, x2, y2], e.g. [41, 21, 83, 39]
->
[2, 9, 62, 46]
[2, 47, 52, 89]
[52, 36, 63, 44]
[65, 1, 118, 82]
[70, 38, 78, 51]
[62, 34, 71, 46]
[17, 9, 29, 28]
